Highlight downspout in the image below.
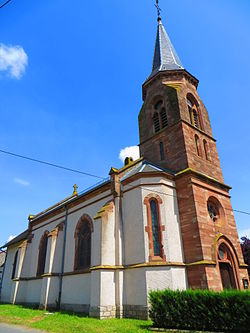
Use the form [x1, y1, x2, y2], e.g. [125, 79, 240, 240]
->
[112, 172, 124, 318]
[0, 248, 7, 301]
[58, 205, 68, 309]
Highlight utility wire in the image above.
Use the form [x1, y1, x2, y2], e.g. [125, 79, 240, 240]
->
[123, 181, 250, 216]
[0, 149, 106, 180]
[0, 0, 12, 9]
[0, 148, 250, 216]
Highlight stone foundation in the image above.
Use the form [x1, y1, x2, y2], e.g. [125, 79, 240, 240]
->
[123, 305, 148, 320]
[89, 305, 117, 319]
[10, 301, 149, 320]
[60, 303, 89, 314]
[89, 305, 148, 320]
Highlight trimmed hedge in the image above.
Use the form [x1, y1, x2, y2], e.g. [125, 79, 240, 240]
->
[149, 289, 250, 332]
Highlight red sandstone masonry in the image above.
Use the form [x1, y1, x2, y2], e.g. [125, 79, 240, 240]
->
[139, 70, 249, 290]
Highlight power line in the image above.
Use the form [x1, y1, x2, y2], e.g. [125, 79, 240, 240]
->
[0, 148, 250, 217]
[0, 0, 12, 9]
[125, 181, 250, 216]
[0, 149, 106, 180]
[232, 209, 250, 217]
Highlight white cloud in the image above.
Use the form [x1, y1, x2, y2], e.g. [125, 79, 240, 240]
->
[0, 44, 28, 79]
[239, 228, 250, 240]
[119, 146, 140, 163]
[14, 178, 30, 187]
[7, 235, 17, 243]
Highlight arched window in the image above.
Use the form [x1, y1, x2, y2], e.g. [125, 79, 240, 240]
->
[74, 215, 93, 271]
[153, 99, 168, 133]
[207, 197, 225, 225]
[187, 97, 201, 129]
[159, 142, 165, 161]
[207, 201, 219, 222]
[150, 200, 161, 256]
[12, 250, 18, 279]
[37, 232, 48, 276]
[153, 112, 160, 133]
[203, 139, 209, 160]
[195, 135, 201, 156]
[144, 195, 166, 261]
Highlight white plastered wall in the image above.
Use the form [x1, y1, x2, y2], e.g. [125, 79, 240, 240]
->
[1, 246, 18, 303]
[122, 174, 187, 308]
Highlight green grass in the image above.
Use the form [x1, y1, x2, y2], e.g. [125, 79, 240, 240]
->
[0, 304, 153, 333]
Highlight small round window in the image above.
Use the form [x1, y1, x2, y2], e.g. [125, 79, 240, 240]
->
[218, 245, 228, 261]
[207, 202, 218, 222]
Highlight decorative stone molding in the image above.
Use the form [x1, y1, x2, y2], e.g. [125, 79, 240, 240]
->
[48, 221, 64, 238]
[94, 201, 114, 221]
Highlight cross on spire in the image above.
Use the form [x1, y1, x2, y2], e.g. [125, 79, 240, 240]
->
[155, 0, 161, 21]
[73, 184, 78, 196]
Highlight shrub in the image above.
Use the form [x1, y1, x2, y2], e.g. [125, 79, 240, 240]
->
[149, 289, 250, 332]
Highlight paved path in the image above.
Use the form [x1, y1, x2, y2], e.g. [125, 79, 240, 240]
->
[0, 323, 45, 333]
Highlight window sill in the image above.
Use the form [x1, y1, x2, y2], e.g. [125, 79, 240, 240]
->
[64, 268, 91, 276]
[149, 256, 166, 262]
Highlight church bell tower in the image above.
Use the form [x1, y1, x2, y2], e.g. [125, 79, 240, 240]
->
[139, 9, 249, 290]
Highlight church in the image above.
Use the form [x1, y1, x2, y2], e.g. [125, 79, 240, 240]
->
[0, 9, 249, 320]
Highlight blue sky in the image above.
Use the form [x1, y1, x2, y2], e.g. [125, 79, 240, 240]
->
[0, 0, 249, 246]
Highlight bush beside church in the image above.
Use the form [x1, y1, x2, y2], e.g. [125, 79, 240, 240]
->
[149, 289, 250, 332]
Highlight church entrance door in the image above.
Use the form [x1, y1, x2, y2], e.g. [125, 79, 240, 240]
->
[219, 262, 236, 290]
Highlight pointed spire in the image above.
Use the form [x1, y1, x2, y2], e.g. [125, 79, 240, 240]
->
[150, 17, 184, 78]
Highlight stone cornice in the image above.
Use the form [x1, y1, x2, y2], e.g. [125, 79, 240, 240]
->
[175, 168, 232, 191]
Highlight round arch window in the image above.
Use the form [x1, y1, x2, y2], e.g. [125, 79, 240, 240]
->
[207, 201, 219, 222]
[218, 245, 227, 260]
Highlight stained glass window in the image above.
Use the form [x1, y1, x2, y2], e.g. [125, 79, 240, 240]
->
[37, 233, 48, 276]
[150, 200, 160, 256]
[77, 221, 91, 270]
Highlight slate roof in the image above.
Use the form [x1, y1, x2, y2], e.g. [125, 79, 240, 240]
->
[120, 160, 174, 182]
[149, 18, 183, 79]
[0, 251, 6, 267]
[0, 159, 174, 249]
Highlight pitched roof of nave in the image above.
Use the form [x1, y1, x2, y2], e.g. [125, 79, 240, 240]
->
[0, 251, 6, 267]
[119, 159, 174, 182]
[1, 159, 175, 249]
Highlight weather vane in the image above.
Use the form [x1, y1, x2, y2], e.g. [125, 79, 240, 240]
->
[155, 0, 162, 21]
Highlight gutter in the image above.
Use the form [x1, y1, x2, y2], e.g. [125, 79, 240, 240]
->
[57, 205, 68, 309]
[31, 179, 110, 224]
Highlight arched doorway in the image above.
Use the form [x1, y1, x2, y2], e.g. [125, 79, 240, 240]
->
[218, 243, 238, 290]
